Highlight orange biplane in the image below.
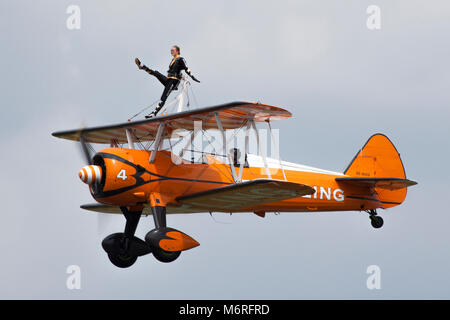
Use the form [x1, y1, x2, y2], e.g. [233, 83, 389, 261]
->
[52, 101, 417, 268]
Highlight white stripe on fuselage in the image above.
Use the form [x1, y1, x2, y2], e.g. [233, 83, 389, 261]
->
[246, 154, 345, 176]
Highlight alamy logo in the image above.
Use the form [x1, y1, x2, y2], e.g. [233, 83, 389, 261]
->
[366, 265, 381, 290]
[66, 5, 81, 30]
[66, 265, 81, 290]
[366, 5, 381, 30]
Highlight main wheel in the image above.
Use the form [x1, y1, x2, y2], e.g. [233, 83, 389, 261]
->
[152, 247, 181, 263]
[370, 215, 384, 229]
[107, 252, 138, 268]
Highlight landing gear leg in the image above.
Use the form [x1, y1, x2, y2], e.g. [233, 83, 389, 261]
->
[152, 205, 167, 229]
[368, 209, 384, 229]
[102, 207, 150, 268]
[123, 207, 141, 238]
[146, 205, 181, 263]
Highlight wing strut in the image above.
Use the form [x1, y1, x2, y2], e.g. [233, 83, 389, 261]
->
[251, 120, 271, 179]
[238, 120, 252, 182]
[178, 121, 201, 161]
[215, 112, 238, 183]
[125, 128, 135, 149]
[267, 121, 287, 181]
[150, 122, 165, 163]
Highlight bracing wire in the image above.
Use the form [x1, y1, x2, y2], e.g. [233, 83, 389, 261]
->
[128, 73, 199, 121]
[87, 142, 96, 156]
[209, 212, 232, 225]
[188, 83, 199, 107]
[128, 99, 160, 122]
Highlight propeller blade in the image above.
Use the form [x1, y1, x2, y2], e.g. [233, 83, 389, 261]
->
[79, 133, 93, 165]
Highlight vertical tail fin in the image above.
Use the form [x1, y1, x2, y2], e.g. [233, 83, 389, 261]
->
[344, 133, 406, 179]
[344, 134, 410, 208]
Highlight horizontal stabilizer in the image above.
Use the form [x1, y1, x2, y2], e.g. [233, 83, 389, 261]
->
[335, 177, 417, 191]
[176, 179, 315, 212]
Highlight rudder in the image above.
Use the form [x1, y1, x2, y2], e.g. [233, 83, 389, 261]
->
[344, 134, 409, 208]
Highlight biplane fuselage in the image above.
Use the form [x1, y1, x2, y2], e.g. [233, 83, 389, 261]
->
[89, 146, 406, 214]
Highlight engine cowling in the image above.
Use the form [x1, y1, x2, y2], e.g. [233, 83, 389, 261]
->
[83, 150, 149, 205]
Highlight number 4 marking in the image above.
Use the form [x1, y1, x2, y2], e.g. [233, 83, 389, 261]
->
[117, 169, 127, 180]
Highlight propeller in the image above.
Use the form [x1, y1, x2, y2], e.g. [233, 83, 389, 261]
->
[76, 127, 115, 235]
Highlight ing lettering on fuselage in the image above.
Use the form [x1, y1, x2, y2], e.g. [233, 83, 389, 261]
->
[302, 186, 344, 202]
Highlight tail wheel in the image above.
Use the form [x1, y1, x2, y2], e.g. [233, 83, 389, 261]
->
[107, 252, 138, 268]
[370, 215, 384, 229]
[152, 247, 181, 263]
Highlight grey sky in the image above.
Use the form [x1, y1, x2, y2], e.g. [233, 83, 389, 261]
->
[1, 0, 449, 298]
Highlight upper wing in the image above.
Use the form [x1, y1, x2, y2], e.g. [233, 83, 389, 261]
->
[175, 179, 315, 212]
[52, 101, 291, 144]
[335, 177, 417, 191]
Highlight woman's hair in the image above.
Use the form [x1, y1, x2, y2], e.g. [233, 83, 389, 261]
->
[173, 45, 180, 54]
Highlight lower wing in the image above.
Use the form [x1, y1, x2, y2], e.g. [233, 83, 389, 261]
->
[81, 179, 315, 214]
